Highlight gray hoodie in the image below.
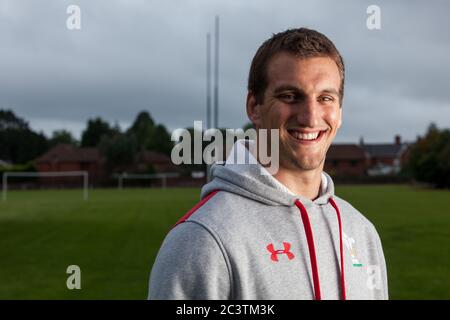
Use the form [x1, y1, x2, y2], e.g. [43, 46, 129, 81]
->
[148, 140, 388, 300]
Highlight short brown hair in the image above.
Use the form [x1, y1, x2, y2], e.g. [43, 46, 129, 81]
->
[248, 28, 345, 105]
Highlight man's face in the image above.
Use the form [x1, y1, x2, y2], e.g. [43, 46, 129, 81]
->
[248, 53, 342, 172]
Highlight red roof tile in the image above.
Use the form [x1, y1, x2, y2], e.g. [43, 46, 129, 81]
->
[35, 144, 102, 163]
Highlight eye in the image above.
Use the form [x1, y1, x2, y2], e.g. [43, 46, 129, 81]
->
[319, 95, 335, 103]
[278, 93, 297, 103]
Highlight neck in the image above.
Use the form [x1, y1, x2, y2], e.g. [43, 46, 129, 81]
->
[272, 166, 323, 200]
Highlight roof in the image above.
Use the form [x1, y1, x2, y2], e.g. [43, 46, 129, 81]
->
[362, 144, 404, 158]
[136, 150, 181, 173]
[34, 144, 102, 163]
[326, 144, 367, 160]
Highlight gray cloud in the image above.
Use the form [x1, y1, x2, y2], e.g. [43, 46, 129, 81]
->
[0, 0, 449, 144]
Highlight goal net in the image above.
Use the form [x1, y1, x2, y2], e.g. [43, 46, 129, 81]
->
[115, 173, 180, 189]
[2, 171, 89, 201]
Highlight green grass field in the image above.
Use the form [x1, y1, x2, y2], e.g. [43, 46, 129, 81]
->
[0, 185, 449, 299]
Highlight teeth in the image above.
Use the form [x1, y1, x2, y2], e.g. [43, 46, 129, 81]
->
[291, 131, 319, 140]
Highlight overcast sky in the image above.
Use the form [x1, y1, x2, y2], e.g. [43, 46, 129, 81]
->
[1, 0, 449, 143]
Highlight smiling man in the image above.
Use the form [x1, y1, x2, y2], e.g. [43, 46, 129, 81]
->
[148, 28, 388, 300]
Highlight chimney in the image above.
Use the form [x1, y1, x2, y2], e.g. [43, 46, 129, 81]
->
[395, 135, 401, 145]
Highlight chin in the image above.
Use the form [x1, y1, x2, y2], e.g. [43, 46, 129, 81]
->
[294, 158, 323, 171]
[280, 150, 324, 171]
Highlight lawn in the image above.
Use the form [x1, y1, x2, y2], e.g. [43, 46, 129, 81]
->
[0, 185, 448, 299]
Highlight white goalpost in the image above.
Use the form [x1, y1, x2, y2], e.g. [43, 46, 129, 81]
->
[115, 173, 180, 189]
[2, 171, 89, 201]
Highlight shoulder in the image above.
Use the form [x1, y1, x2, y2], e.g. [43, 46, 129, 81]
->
[149, 221, 232, 299]
[152, 221, 231, 282]
[181, 190, 260, 228]
[158, 220, 224, 258]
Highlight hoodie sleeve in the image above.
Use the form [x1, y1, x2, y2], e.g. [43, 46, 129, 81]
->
[148, 221, 232, 300]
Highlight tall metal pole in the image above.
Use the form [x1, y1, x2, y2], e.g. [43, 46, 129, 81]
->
[206, 16, 220, 183]
[206, 33, 212, 131]
[213, 15, 219, 130]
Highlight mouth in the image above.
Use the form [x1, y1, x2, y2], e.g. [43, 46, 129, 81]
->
[287, 128, 327, 144]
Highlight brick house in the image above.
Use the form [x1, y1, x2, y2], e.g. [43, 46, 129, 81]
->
[34, 144, 105, 186]
[324, 136, 409, 178]
[34, 144, 181, 186]
[324, 144, 369, 177]
[361, 135, 408, 176]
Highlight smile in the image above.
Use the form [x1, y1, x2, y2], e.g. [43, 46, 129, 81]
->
[287, 129, 327, 144]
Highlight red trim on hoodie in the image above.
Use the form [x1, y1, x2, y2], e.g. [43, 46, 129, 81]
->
[330, 197, 347, 300]
[172, 190, 219, 229]
[295, 199, 322, 300]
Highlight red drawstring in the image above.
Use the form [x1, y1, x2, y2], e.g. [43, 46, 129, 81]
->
[329, 197, 346, 300]
[294, 197, 346, 300]
[295, 199, 322, 300]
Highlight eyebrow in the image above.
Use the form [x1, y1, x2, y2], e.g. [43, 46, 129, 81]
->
[273, 85, 339, 97]
[321, 88, 340, 96]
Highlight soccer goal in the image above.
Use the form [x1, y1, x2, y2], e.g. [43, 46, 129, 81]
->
[2, 171, 89, 201]
[115, 172, 180, 189]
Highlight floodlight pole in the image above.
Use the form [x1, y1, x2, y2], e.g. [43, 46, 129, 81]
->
[206, 32, 212, 131]
[213, 15, 219, 130]
[206, 15, 220, 183]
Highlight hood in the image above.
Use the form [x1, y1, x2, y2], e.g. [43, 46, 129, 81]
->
[201, 139, 336, 208]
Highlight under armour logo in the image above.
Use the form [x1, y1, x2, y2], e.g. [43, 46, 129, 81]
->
[266, 242, 295, 262]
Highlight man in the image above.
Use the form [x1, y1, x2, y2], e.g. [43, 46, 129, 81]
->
[148, 28, 388, 300]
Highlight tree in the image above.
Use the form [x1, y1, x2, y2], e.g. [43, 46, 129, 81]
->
[98, 132, 138, 173]
[49, 129, 78, 147]
[0, 109, 48, 164]
[127, 111, 174, 155]
[127, 111, 155, 150]
[81, 117, 116, 147]
[148, 124, 173, 155]
[0, 109, 28, 130]
[404, 123, 450, 188]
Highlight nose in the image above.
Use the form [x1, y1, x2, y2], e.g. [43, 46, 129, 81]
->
[296, 98, 319, 128]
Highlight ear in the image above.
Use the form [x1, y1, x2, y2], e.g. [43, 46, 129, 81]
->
[246, 91, 262, 129]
